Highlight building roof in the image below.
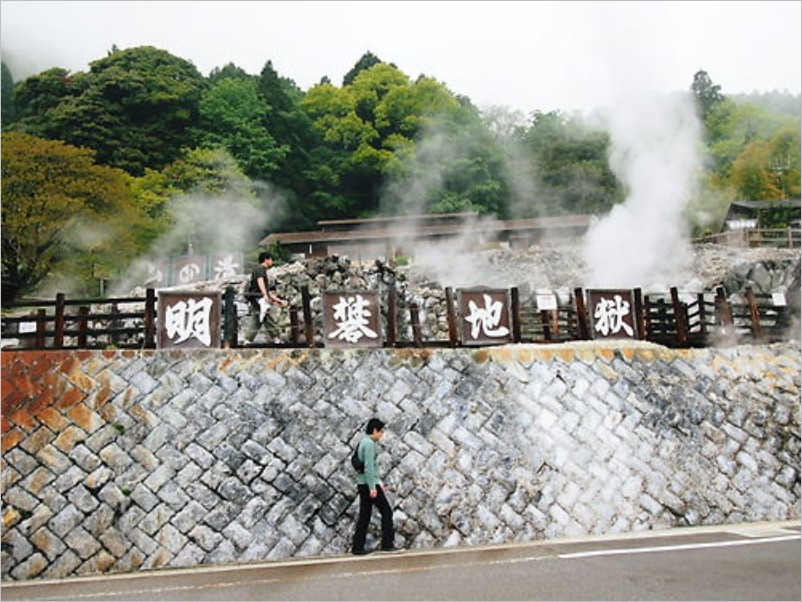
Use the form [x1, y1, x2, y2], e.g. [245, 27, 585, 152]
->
[316, 212, 481, 231]
[728, 199, 801, 211]
[260, 214, 594, 247]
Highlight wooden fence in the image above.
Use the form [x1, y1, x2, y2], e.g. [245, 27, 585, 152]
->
[694, 227, 801, 248]
[1, 284, 793, 351]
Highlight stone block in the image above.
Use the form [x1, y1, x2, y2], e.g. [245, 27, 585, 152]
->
[63, 526, 101, 560]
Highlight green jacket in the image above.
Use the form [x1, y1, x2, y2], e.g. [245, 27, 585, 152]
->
[356, 436, 382, 490]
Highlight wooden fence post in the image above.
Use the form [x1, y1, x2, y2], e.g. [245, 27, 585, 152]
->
[78, 306, 89, 347]
[745, 287, 764, 340]
[633, 288, 647, 340]
[510, 287, 522, 343]
[643, 295, 654, 341]
[670, 287, 689, 347]
[445, 287, 458, 347]
[574, 288, 590, 340]
[144, 288, 156, 349]
[697, 293, 707, 335]
[386, 284, 397, 348]
[35, 308, 46, 349]
[301, 285, 315, 347]
[409, 302, 423, 347]
[715, 287, 733, 327]
[540, 310, 552, 341]
[54, 293, 66, 349]
[222, 285, 237, 348]
[289, 306, 300, 344]
[110, 302, 121, 346]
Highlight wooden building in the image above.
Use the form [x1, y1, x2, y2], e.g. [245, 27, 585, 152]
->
[722, 199, 800, 230]
[260, 212, 594, 259]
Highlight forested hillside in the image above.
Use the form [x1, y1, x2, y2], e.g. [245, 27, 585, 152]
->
[1, 46, 800, 300]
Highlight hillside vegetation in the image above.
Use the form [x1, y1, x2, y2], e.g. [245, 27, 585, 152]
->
[1, 48, 799, 300]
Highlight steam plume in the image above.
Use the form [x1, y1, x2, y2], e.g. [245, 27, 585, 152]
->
[110, 185, 286, 295]
[582, 90, 703, 290]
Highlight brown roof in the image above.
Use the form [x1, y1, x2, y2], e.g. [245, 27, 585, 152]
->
[317, 211, 480, 229]
[261, 214, 593, 246]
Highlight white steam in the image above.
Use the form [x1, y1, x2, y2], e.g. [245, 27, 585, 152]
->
[110, 186, 287, 295]
[582, 91, 703, 290]
[378, 121, 514, 288]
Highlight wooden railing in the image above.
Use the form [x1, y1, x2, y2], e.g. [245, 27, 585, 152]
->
[695, 227, 801, 248]
[1, 285, 793, 351]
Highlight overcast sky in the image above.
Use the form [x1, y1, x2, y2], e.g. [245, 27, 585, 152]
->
[1, 1, 800, 115]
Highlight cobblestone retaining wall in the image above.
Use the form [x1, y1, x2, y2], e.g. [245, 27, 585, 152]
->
[2, 342, 800, 581]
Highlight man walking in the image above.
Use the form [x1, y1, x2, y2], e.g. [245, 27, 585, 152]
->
[244, 252, 288, 344]
[352, 418, 398, 555]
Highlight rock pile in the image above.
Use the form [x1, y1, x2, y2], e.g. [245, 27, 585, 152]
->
[177, 243, 800, 302]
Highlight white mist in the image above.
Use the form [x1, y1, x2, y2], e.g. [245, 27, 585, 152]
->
[582, 90, 703, 290]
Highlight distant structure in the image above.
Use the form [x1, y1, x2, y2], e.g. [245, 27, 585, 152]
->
[260, 212, 594, 259]
[709, 199, 801, 248]
[721, 199, 800, 230]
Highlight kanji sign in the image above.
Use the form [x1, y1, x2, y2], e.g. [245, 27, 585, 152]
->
[323, 292, 382, 348]
[209, 253, 243, 281]
[171, 255, 207, 286]
[458, 289, 511, 346]
[587, 289, 637, 339]
[142, 259, 169, 287]
[158, 291, 221, 349]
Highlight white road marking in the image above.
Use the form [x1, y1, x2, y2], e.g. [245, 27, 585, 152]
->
[557, 534, 800, 560]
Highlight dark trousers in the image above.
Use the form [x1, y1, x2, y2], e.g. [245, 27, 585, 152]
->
[352, 484, 394, 551]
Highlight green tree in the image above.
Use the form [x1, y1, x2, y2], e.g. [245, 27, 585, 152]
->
[343, 51, 383, 86]
[9, 67, 81, 130]
[208, 62, 253, 83]
[691, 69, 726, 122]
[705, 98, 800, 182]
[256, 60, 322, 230]
[767, 127, 801, 200]
[1, 132, 144, 299]
[520, 111, 622, 216]
[1, 62, 18, 125]
[302, 61, 507, 220]
[130, 146, 261, 256]
[380, 96, 508, 218]
[301, 79, 375, 218]
[11, 46, 207, 176]
[195, 76, 287, 179]
[730, 127, 801, 201]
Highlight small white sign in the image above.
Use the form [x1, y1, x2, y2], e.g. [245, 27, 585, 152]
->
[536, 294, 558, 311]
[772, 292, 787, 307]
[19, 322, 37, 333]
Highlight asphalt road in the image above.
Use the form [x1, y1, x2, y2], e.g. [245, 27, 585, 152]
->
[2, 521, 799, 601]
